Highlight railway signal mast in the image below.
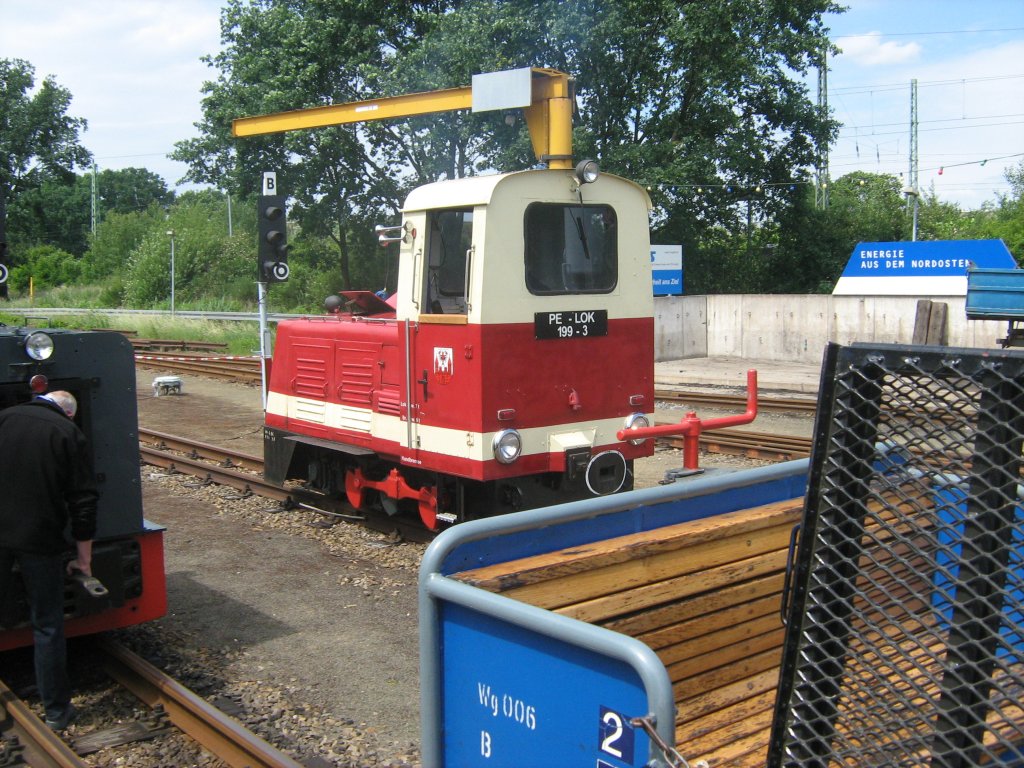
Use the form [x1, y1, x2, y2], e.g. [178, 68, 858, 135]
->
[256, 171, 289, 408]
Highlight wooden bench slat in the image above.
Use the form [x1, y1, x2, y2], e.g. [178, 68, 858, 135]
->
[685, 706, 775, 768]
[642, 592, 781, 654]
[663, 625, 785, 682]
[454, 498, 803, 592]
[603, 571, 785, 636]
[554, 547, 790, 623]
[675, 688, 776, 749]
[674, 664, 779, 720]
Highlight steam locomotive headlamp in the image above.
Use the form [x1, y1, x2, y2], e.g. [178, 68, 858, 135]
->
[24, 332, 54, 361]
[492, 429, 523, 464]
[623, 412, 651, 445]
[575, 159, 600, 185]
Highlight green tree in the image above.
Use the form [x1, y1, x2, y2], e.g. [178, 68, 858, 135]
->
[97, 167, 174, 215]
[173, 0, 840, 292]
[8, 174, 91, 256]
[122, 191, 253, 308]
[81, 206, 165, 282]
[8, 244, 81, 292]
[973, 160, 1024, 260]
[916, 189, 970, 242]
[172, 0, 415, 290]
[753, 172, 912, 294]
[0, 59, 91, 276]
[7, 168, 172, 260]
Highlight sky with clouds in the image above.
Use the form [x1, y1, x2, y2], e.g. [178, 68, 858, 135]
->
[824, 1, 1024, 209]
[1, 0, 1021, 210]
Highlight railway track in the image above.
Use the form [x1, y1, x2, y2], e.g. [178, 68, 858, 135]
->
[0, 677, 86, 767]
[139, 427, 264, 472]
[665, 428, 812, 461]
[134, 351, 262, 384]
[139, 422, 810, 513]
[655, 387, 818, 414]
[138, 429, 434, 541]
[0, 639, 302, 768]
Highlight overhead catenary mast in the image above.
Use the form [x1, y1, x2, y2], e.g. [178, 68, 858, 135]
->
[906, 78, 920, 241]
[815, 46, 830, 209]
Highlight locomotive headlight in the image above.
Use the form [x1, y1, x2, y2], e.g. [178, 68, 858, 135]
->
[623, 413, 651, 445]
[25, 332, 54, 361]
[575, 159, 600, 185]
[492, 429, 523, 464]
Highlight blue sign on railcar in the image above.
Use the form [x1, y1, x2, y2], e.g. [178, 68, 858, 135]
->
[832, 239, 1016, 296]
[440, 603, 650, 767]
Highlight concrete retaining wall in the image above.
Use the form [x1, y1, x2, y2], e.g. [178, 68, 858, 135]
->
[654, 294, 1010, 363]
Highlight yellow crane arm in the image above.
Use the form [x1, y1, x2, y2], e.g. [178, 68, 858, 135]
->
[231, 86, 473, 137]
[231, 67, 575, 170]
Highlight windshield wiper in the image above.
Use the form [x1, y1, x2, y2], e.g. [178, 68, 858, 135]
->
[572, 211, 592, 260]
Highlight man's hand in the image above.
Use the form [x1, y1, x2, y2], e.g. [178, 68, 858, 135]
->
[68, 540, 93, 576]
[66, 558, 92, 577]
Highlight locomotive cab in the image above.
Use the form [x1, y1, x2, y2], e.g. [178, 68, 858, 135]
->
[265, 166, 655, 529]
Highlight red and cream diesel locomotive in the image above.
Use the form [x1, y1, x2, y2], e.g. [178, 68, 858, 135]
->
[237, 69, 656, 529]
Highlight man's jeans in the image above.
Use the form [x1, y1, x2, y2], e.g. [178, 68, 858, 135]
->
[0, 548, 71, 721]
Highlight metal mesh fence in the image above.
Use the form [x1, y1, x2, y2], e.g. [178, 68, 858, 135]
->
[769, 343, 1024, 768]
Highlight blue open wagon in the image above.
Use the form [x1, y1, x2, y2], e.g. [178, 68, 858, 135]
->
[420, 343, 1024, 767]
[967, 267, 1024, 346]
[420, 461, 807, 767]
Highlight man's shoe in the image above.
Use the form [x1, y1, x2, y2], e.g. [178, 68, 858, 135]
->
[45, 703, 76, 730]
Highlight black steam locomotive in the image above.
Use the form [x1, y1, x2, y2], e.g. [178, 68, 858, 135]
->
[0, 323, 166, 651]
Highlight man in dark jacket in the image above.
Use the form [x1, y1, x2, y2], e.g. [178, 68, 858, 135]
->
[0, 391, 98, 730]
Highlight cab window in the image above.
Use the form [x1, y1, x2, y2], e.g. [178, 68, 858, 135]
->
[525, 203, 617, 295]
[423, 208, 473, 314]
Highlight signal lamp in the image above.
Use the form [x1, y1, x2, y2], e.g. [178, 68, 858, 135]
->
[257, 195, 289, 283]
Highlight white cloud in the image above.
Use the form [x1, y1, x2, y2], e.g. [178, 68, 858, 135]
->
[838, 32, 923, 67]
[828, 36, 1024, 209]
[0, 0, 222, 189]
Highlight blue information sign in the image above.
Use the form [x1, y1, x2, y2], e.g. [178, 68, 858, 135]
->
[833, 239, 1015, 296]
[651, 244, 683, 296]
[440, 603, 650, 767]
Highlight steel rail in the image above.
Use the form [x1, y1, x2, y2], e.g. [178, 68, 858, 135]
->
[135, 357, 263, 384]
[95, 638, 303, 768]
[701, 431, 812, 458]
[666, 428, 813, 461]
[138, 437, 432, 542]
[139, 444, 288, 501]
[132, 348, 256, 361]
[655, 387, 818, 413]
[139, 428, 264, 472]
[0, 678, 88, 767]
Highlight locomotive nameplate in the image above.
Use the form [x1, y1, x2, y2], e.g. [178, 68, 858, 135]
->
[534, 310, 608, 340]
